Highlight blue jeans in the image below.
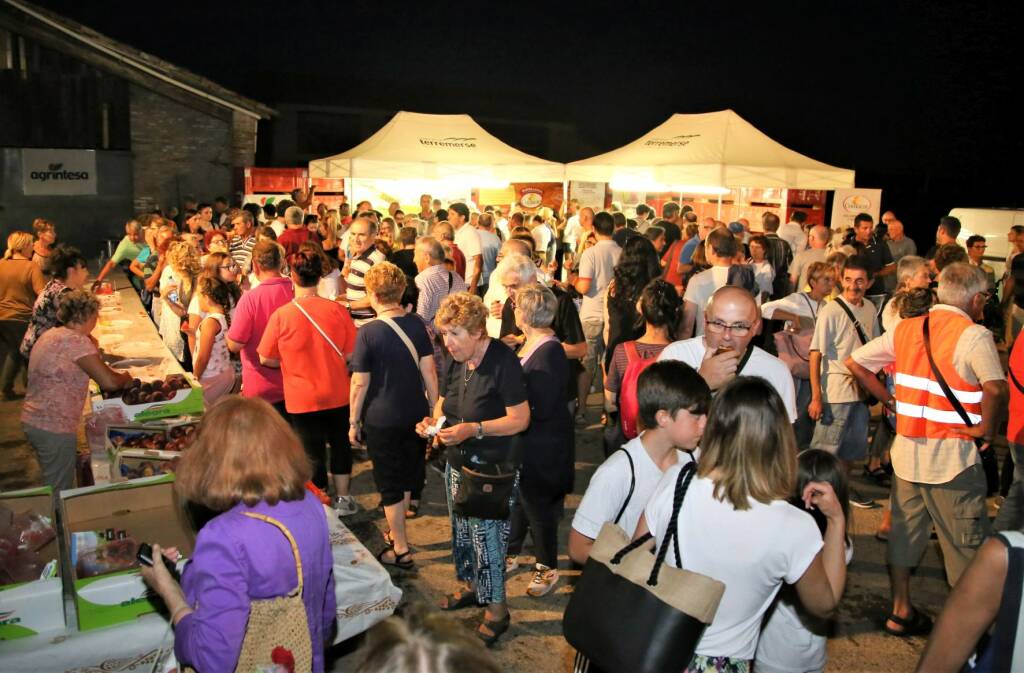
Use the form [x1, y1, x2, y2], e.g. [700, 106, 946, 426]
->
[811, 401, 870, 461]
[793, 377, 815, 450]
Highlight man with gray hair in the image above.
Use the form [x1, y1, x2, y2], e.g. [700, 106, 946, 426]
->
[277, 205, 314, 256]
[789, 225, 831, 291]
[847, 262, 1006, 636]
[413, 235, 467, 324]
[495, 253, 586, 409]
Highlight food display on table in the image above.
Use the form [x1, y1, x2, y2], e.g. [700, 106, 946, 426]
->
[70, 530, 140, 579]
[92, 372, 203, 422]
[100, 374, 190, 405]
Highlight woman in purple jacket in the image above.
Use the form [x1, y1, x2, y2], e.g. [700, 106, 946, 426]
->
[140, 396, 336, 673]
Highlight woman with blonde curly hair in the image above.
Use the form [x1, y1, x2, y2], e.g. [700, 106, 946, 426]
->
[0, 231, 46, 399]
[415, 291, 530, 646]
[349, 262, 438, 563]
[159, 240, 201, 366]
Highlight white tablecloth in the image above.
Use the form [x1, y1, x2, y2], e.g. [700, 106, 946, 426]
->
[0, 515, 401, 672]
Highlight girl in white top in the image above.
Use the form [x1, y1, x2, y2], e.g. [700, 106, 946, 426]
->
[755, 449, 853, 673]
[192, 277, 235, 406]
[760, 260, 835, 329]
[637, 376, 847, 673]
[568, 360, 711, 565]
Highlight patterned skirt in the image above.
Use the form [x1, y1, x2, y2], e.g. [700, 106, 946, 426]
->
[444, 463, 518, 605]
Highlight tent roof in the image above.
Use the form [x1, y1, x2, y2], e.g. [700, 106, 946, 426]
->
[566, 110, 854, 190]
[308, 111, 564, 183]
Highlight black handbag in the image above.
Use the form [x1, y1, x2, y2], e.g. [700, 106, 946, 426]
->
[563, 462, 725, 673]
[452, 461, 518, 520]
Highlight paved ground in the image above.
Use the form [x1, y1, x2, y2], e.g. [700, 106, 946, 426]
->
[2, 386, 997, 672]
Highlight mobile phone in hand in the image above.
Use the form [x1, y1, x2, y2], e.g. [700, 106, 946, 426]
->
[137, 542, 178, 575]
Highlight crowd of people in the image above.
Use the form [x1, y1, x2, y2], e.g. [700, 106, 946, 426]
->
[2, 193, 1023, 673]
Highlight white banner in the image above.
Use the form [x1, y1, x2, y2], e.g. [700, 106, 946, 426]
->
[569, 181, 605, 210]
[22, 149, 97, 195]
[830, 188, 881, 231]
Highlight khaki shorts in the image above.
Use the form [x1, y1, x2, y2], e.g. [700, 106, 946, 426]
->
[888, 464, 990, 586]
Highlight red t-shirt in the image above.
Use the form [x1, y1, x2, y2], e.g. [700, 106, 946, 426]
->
[450, 244, 467, 279]
[258, 296, 357, 414]
[1009, 336, 1024, 445]
[277, 228, 321, 258]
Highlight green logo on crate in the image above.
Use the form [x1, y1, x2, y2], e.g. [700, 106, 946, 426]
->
[119, 595, 151, 608]
[0, 610, 21, 625]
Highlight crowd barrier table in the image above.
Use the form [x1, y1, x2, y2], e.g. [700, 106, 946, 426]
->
[0, 512, 401, 672]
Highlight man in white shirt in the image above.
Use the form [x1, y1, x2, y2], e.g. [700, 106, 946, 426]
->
[530, 214, 554, 265]
[634, 203, 655, 234]
[659, 285, 797, 422]
[779, 210, 809, 256]
[476, 212, 502, 292]
[449, 202, 482, 293]
[808, 258, 878, 500]
[682, 227, 739, 338]
[573, 211, 621, 413]
[789, 225, 830, 292]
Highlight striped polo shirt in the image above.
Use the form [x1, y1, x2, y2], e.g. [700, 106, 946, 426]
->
[345, 247, 386, 326]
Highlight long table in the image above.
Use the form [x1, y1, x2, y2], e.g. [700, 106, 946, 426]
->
[0, 271, 402, 671]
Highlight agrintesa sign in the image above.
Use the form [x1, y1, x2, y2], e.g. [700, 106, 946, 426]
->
[22, 149, 97, 196]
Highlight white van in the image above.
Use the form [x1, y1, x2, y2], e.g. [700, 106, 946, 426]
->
[951, 207, 1024, 285]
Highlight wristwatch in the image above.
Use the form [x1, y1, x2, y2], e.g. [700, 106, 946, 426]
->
[475, 422, 484, 440]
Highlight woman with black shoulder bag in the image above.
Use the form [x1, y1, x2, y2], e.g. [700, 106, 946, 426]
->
[415, 291, 530, 646]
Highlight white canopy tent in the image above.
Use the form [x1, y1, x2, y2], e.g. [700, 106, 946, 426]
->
[565, 109, 854, 191]
[308, 111, 565, 186]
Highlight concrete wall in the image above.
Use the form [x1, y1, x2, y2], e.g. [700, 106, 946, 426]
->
[129, 84, 235, 213]
[0, 148, 134, 258]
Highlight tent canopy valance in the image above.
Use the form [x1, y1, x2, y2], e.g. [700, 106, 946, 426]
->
[308, 111, 565, 184]
[566, 109, 854, 190]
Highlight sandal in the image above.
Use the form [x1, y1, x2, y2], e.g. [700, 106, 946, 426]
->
[376, 545, 414, 570]
[406, 502, 420, 519]
[438, 589, 479, 611]
[383, 529, 394, 546]
[477, 611, 511, 647]
[884, 608, 933, 637]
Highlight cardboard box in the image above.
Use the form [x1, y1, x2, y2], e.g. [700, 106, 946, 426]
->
[111, 449, 181, 482]
[0, 486, 64, 639]
[60, 475, 194, 631]
[91, 373, 204, 422]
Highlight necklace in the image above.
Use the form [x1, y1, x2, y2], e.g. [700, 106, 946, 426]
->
[463, 340, 487, 382]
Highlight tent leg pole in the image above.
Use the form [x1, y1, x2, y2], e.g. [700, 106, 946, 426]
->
[717, 194, 722, 220]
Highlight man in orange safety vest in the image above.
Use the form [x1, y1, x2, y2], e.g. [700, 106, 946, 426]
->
[846, 262, 1006, 638]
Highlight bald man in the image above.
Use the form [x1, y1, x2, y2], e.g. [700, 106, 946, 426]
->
[884, 219, 917, 293]
[789, 225, 831, 291]
[658, 285, 797, 421]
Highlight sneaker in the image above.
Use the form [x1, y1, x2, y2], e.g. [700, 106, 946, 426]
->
[849, 489, 881, 509]
[333, 495, 359, 516]
[505, 555, 519, 573]
[526, 564, 559, 597]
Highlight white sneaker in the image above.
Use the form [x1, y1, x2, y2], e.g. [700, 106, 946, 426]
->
[505, 555, 519, 573]
[333, 495, 359, 516]
[526, 564, 559, 597]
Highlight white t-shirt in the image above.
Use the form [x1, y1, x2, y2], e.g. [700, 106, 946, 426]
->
[577, 239, 622, 322]
[810, 297, 878, 403]
[454, 223, 482, 287]
[683, 266, 731, 335]
[755, 541, 853, 673]
[778, 221, 807, 256]
[317, 268, 341, 300]
[563, 215, 581, 251]
[532, 224, 553, 262]
[270, 220, 286, 238]
[571, 435, 691, 541]
[645, 469, 823, 659]
[658, 336, 797, 422]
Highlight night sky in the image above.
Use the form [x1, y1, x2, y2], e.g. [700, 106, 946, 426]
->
[32, 0, 1024, 235]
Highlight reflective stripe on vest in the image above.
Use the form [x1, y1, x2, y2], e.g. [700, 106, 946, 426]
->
[892, 310, 981, 439]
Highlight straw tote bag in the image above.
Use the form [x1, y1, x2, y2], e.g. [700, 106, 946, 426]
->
[185, 511, 313, 673]
[563, 462, 725, 673]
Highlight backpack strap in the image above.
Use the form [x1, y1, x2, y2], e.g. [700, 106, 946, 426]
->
[835, 297, 869, 345]
[623, 340, 640, 365]
[611, 448, 636, 526]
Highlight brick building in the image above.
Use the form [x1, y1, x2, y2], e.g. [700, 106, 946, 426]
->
[0, 0, 272, 254]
